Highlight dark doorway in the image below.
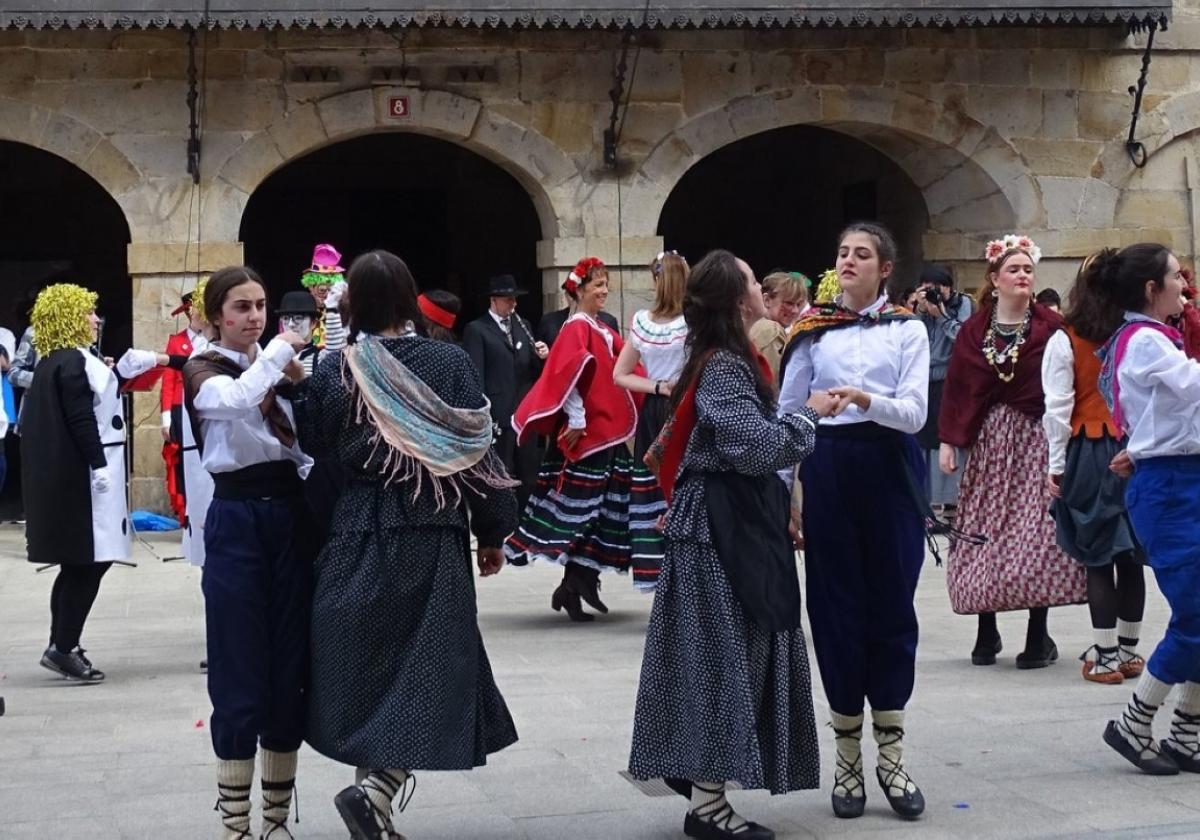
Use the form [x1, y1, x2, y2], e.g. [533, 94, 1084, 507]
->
[658, 125, 929, 294]
[240, 133, 545, 334]
[0, 140, 132, 519]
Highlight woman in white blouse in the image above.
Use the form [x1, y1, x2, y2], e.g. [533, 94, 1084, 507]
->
[778, 222, 930, 821]
[183, 266, 313, 839]
[1084, 243, 1200, 776]
[1041, 254, 1146, 686]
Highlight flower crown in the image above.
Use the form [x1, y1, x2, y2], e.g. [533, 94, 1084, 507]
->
[652, 249, 682, 277]
[565, 256, 605, 294]
[985, 234, 1042, 265]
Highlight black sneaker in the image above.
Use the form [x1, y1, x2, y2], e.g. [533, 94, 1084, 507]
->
[39, 646, 105, 682]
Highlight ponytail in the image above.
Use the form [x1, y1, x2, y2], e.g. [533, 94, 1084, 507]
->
[1065, 244, 1172, 343]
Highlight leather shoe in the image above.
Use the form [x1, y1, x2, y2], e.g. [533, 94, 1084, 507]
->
[971, 637, 1002, 666]
[683, 812, 774, 840]
[1016, 638, 1059, 670]
[878, 778, 925, 819]
[551, 583, 593, 622]
[1103, 721, 1179, 775]
[39, 646, 104, 683]
[1161, 740, 1200, 773]
[831, 791, 865, 819]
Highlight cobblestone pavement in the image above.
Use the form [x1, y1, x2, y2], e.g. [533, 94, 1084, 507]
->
[0, 523, 1196, 839]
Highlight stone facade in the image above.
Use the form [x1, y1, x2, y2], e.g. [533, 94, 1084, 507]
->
[2, 9, 1199, 510]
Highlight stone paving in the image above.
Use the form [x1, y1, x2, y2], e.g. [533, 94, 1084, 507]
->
[0, 522, 1196, 839]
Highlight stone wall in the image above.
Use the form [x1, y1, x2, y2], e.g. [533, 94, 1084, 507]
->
[3, 13, 1200, 509]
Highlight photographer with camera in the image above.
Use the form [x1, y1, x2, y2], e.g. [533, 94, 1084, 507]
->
[914, 264, 973, 515]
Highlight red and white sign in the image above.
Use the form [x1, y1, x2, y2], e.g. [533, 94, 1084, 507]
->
[387, 96, 410, 118]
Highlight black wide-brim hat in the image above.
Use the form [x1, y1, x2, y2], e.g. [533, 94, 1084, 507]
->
[277, 290, 320, 317]
[488, 274, 528, 297]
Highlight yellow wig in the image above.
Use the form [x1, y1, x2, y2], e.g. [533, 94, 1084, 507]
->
[191, 277, 210, 324]
[814, 268, 842, 304]
[32, 284, 98, 354]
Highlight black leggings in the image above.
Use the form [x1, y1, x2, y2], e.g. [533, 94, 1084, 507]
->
[49, 563, 112, 653]
[1086, 553, 1145, 629]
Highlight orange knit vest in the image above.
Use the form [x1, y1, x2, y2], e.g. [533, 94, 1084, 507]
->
[1066, 327, 1121, 439]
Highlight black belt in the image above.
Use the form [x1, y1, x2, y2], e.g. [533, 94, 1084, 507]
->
[212, 461, 302, 501]
[816, 420, 901, 440]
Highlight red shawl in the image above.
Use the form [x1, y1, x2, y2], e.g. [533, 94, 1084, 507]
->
[938, 303, 1063, 449]
[645, 350, 774, 503]
[512, 314, 643, 461]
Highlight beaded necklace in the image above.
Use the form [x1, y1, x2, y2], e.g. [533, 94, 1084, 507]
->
[981, 306, 1031, 382]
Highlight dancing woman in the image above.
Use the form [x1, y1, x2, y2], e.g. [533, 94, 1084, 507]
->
[630, 249, 834, 840]
[939, 235, 1084, 669]
[778, 222, 930, 820]
[183, 266, 312, 840]
[301, 251, 519, 838]
[1085, 243, 1200, 775]
[1041, 253, 1145, 685]
[505, 257, 649, 620]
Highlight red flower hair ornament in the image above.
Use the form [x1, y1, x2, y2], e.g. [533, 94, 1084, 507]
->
[564, 257, 605, 295]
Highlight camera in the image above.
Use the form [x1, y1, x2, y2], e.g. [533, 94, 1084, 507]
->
[923, 287, 944, 305]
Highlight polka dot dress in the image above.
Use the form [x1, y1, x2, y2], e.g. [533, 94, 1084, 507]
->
[628, 352, 821, 795]
[299, 337, 519, 770]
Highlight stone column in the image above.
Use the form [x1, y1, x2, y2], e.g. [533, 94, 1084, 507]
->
[536, 235, 664, 329]
[126, 241, 243, 513]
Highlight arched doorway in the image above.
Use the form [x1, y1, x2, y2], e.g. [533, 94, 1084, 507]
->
[240, 133, 545, 330]
[658, 125, 929, 295]
[0, 139, 132, 517]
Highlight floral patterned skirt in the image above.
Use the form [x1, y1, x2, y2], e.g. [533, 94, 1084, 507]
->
[946, 403, 1087, 614]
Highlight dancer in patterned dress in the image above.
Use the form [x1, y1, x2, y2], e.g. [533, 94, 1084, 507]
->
[300, 251, 519, 839]
[630, 249, 834, 840]
[613, 250, 688, 589]
[505, 257, 651, 620]
[779, 223, 931, 821]
[1042, 252, 1146, 685]
[939, 235, 1085, 668]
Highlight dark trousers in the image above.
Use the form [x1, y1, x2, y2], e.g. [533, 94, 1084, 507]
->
[49, 562, 112, 652]
[203, 496, 312, 760]
[801, 429, 926, 716]
[496, 425, 539, 512]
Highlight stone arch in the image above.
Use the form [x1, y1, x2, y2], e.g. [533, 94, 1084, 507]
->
[214, 87, 579, 243]
[0, 96, 142, 202]
[626, 88, 1036, 250]
[1092, 91, 1196, 190]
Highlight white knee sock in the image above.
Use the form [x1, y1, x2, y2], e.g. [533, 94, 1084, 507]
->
[1166, 682, 1200, 760]
[355, 768, 412, 834]
[1118, 619, 1142, 665]
[690, 781, 748, 832]
[872, 709, 918, 797]
[216, 757, 255, 840]
[260, 749, 298, 838]
[1116, 671, 1173, 759]
[830, 711, 865, 800]
[1090, 627, 1121, 675]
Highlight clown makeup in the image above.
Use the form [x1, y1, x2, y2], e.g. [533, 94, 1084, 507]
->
[279, 314, 314, 343]
[309, 285, 330, 304]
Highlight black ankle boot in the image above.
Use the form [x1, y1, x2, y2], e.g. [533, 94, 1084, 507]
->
[565, 564, 608, 614]
[551, 582, 593, 622]
[971, 613, 1002, 665]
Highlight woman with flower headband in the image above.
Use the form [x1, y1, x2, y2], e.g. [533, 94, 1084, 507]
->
[22, 283, 169, 683]
[1083, 243, 1200, 776]
[1041, 253, 1146, 687]
[939, 235, 1084, 670]
[613, 250, 688, 590]
[749, 271, 810, 379]
[777, 222, 930, 821]
[506, 256, 647, 620]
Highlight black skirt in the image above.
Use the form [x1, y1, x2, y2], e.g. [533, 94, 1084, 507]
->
[1054, 433, 1144, 567]
[634, 393, 671, 462]
[916, 378, 944, 451]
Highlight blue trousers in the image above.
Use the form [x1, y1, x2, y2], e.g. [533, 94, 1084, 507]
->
[202, 496, 312, 760]
[801, 429, 926, 716]
[1126, 456, 1200, 685]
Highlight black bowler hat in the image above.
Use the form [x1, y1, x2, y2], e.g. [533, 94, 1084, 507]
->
[277, 290, 320, 317]
[488, 274, 528, 297]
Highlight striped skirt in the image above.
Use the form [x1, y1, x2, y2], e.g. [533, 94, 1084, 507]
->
[504, 441, 664, 588]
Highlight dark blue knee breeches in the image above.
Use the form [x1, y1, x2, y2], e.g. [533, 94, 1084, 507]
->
[800, 429, 926, 716]
[1126, 456, 1200, 686]
[202, 496, 313, 760]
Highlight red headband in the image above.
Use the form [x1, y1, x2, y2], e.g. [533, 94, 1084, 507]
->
[565, 257, 605, 295]
[418, 294, 457, 329]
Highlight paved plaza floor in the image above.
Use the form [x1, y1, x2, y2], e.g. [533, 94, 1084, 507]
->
[0, 522, 1196, 839]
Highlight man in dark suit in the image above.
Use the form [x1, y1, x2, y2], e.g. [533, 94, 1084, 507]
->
[535, 304, 620, 348]
[463, 275, 548, 510]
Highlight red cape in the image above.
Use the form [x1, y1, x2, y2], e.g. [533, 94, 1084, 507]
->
[512, 314, 643, 461]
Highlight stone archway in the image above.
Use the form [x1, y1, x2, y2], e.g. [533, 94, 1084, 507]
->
[214, 87, 579, 244]
[625, 88, 1032, 262]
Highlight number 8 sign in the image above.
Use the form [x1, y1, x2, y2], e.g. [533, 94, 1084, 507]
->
[388, 96, 410, 118]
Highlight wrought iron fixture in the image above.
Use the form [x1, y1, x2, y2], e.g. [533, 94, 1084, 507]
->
[186, 25, 201, 184]
[1125, 18, 1165, 169]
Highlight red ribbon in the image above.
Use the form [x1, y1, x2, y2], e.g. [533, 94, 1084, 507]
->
[418, 294, 457, 329]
